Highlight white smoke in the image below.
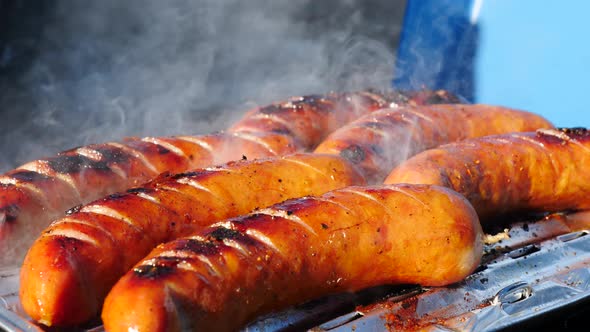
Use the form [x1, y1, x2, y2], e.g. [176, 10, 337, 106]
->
[0, 0, 404, 172]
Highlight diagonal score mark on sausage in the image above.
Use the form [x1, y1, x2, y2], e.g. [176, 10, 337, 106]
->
[140, 138, 189, 158]
[253, 208, 318, 236]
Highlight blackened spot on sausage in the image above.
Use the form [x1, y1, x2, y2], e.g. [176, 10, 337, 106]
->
[270, 127, 294, 136]
[155, 145, 171, 155]
[277, 179, 282, 183]
[65, 204, 83, 215]
[133, 264, 174, 279]
[93, 147, 131, 163]
[321, 223, 329, 229]
[10, 171, 51, 182]
[48, 155, 111, 174]
[286, 210, 293, 216]
[174, 239, 220, 255]
[208, 227, 246, 241]
[339, 145, 366, 164]
[558, 127, 590, 140]
[170, 170, 211, 180]
[54, 236, 82, 250]
[1, 204, 19, 222]
[126, 187, 154, 194]
[106, 193, 127, 200]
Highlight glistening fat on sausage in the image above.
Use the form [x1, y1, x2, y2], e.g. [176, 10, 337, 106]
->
[314, 104, 554, 183]
[2, 89, 454, 267]
[101, 184, 483, 332]
[19, 153, 365, 326]
[385, 128, 590, 226]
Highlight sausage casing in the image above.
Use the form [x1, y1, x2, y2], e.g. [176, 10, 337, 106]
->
[314, 104, 554, 183]
[19, 153, 365, 326]
[0, 132, 296, 266]
[385, 128, 590, 225]
[101, 184, 483, 332]
[230, 90, 461, 150]
[2, 89, 454, 267]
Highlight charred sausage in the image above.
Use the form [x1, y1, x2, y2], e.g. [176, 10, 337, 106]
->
[101, 184, 483, 332]
[314, 104, 554, 183]
[229, 89, 461, 150]
[0, 132, 297, 266]
[2, 89, 454, 267]
[385, 128, 590, 226]
[19, 153, 365, 326]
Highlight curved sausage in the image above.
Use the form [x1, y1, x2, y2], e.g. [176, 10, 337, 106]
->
[19, 153, 365, 327]
[101, 184, 483, 332]
[229, 89, 461, 150]
[0, 132, 297, 266]
[2, 89, 454, 267]
[314, 104, 554, 183]
[385, 128, 590, 225]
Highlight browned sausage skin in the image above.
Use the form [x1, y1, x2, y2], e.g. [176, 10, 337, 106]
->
[0, 132, 297, 266]
[229, 89, 461, 149]
[101, 184, 483, 332]
[385, 128, 590, 226]
[2, 90, 455, 267]
[19, 153, 365, 326]
[315, 104, 554, 183]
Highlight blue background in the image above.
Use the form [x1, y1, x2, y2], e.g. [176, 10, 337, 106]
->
[395, 0, 590, 128]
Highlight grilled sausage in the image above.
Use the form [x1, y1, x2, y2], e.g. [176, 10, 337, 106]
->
[0, 132, 297, 267]
[19, 153, 365, 326]
[385, 128, 590, 226]
[101, 184, 483, 332]
[314, 104, 554, 183]
[229, 89, 461, 150]
[2, 89, 454, 267]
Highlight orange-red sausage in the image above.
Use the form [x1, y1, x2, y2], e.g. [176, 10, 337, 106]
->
[385, 128, 590, 226]
[2, 89, 455, 267]
[230, 89, 461, 149]
[0, 132, 296, 266]
[20, 153, 365, 327]
[314, 104, 554, 183]
[102, 184, 483, 332]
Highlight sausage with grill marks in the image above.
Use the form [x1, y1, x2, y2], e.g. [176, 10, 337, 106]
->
[385, 128, 590, 226]
[0, 132, 296, 266]
[101, 184, 483, 332]
[230, 89, 461, 150]
[314, 104, 554, 183]
[19, 153, 365, 327]
[2, 89, 454, 267]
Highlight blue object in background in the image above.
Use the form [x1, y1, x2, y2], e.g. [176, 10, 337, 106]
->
[394, 0, 590, 127]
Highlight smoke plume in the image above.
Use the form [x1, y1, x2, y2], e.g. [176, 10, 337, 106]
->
[0, 0, 404, 172]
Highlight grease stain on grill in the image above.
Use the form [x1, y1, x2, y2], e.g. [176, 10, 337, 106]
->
[339, 145, 366, 163]
[48, 155, 111, 174]
[10, 170, 51, 182]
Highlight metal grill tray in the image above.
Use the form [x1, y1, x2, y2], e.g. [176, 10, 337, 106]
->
[2, 213, 590, 331]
